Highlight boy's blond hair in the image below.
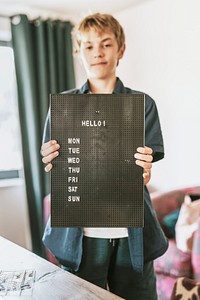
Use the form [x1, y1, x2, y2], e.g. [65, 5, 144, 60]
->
[72, 13, 125, 54]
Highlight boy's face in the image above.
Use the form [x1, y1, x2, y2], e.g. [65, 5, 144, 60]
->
[79, 29, 125, 80]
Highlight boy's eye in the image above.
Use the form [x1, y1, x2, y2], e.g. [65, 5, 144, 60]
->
[86, 46, 92, 50]
[104, 44, 111, 48]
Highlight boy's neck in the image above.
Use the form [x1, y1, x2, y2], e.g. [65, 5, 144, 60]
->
[88, 76, 117, 94]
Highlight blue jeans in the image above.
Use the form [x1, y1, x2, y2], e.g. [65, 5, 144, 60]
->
[62, 236, 157, 300]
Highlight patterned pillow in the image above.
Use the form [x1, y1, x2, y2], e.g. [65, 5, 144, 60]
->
[170, 277, 200, 300]
[154, 240, 192, 278]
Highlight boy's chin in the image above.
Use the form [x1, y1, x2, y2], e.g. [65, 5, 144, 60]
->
[88, 71, 114, 80]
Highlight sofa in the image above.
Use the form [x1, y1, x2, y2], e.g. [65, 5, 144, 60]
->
[151, 186, 200, 300]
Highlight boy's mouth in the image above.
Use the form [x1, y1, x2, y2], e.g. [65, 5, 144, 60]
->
[91, 62, 107, 66]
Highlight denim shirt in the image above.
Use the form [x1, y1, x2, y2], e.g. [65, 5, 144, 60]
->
[42, 78, 168, 273]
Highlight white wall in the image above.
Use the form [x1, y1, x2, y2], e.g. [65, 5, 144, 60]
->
[113, 0, 200, 192]
[74, 0, 200, 192]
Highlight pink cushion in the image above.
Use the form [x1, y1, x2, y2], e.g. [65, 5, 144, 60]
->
[154, 240, 192, 278]
[156, 273, 176, 300]
[192, 220, 200, 280]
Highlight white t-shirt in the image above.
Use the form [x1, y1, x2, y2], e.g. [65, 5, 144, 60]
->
[83, 227, 128, 238]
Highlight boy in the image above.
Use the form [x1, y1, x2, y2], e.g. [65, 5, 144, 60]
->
[41, 13, 168, 300]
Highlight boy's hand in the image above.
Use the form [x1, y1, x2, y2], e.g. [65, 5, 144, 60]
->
[40, 140, 60, 172]
[134, 146, 153, 185]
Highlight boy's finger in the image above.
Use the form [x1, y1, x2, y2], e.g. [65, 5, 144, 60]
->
[134, 153, 153, 162]
[42, 151, 59, 164]
[41, 140, 57, 151]
[143, 171, 149, 178]
[137, 146, 153, 155]
[143, 170, 151, 185]
[135, 160, 152, 169]
[41, 143, 60, 157]
[45, 163, 52, 172]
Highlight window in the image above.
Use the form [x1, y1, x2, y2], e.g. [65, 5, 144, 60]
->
[0, 43, 23, 179]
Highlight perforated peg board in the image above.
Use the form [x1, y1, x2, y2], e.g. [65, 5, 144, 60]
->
[50, 94, 145, 227]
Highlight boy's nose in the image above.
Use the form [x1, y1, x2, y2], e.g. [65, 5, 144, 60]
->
[93, 47, 104, 58]
[94, 53, 102, 58]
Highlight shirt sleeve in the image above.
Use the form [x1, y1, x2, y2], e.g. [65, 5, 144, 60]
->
[42, 108, 50, 143]
[145, 94, 164, 162]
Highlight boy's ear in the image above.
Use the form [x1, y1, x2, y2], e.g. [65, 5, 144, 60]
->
[118, 43, 126, 60]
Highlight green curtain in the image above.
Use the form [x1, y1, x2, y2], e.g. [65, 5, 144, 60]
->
[10, 14, 75, 256]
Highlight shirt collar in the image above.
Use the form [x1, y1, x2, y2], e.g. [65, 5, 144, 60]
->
[113, 77, 126, 94]
[79, 81, 90, 94]
[78, 77, 126, 94]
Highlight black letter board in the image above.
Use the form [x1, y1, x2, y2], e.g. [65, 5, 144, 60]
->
[50, 94, 145, 227]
